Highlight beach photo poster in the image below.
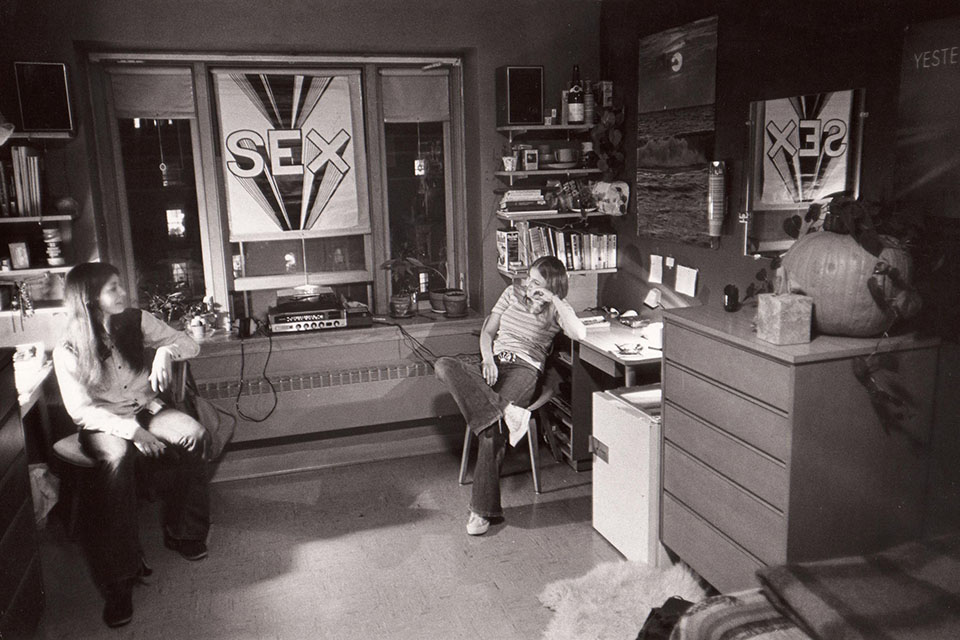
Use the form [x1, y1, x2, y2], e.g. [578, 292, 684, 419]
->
[635, 16, 718, 247]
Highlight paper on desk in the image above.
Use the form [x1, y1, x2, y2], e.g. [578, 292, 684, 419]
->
[675, 265, 698, 297]
[649, 255, 663, 284]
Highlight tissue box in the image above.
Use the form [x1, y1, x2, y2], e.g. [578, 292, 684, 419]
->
[756, 293, 813, 345]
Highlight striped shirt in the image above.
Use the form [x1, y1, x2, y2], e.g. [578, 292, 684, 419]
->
[491, 286, 561, 369]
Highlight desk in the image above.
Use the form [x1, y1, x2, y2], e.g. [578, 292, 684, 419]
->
[553, 318, 662, 471]
[577, 321, 662, 387]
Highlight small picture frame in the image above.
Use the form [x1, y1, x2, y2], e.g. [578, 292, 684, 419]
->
[522, 149, 539, 171]
[8, 242, 30, 269]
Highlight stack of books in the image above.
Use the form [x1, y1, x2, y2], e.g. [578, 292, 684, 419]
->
[1, 145, 42, 217]
[498, 189, 557, 214]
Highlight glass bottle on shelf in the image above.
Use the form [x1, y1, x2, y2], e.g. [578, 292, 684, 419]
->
[568, 65, 584, 125]
[583, 79, 595, 125]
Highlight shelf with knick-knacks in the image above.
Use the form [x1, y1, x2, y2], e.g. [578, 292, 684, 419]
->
[0, 212, 76, 276]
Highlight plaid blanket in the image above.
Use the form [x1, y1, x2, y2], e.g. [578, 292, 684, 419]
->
[757, 535, 960, 640]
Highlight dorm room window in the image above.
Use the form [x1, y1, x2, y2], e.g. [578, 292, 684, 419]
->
[88, 57, 465, 319]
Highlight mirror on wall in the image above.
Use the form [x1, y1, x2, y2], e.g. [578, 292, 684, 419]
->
[740, 88, 865, 257]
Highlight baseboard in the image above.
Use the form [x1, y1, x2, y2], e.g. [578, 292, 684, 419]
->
[209, 417, 464, 483]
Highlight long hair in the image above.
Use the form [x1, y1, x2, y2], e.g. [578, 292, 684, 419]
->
[62, 262, 144, 389]
[531, 256, 569, 299]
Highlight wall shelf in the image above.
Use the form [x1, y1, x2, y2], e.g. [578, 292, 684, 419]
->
[497, 211, 607, 224]
[0, 266, 72, 279]
[498, 266, 616, 278]
[0, 215, 74, 225]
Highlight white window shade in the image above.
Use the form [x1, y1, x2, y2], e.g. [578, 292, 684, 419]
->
[380, 70, 449, 122]
[108, 68, 195, 118]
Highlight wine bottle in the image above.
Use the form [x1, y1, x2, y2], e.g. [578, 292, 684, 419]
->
[568, 65, 584, 125]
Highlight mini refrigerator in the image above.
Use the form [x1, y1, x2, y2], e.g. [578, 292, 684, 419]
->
[591, 384, 662, 564]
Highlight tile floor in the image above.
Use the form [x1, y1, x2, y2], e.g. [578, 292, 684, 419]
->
[33, 447, 623, 639]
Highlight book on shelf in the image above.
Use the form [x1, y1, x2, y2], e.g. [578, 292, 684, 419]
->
[496, 229, 522, 270]
[5, 145, 42, 217]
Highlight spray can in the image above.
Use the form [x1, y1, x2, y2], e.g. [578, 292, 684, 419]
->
[707, 161, 726, 238]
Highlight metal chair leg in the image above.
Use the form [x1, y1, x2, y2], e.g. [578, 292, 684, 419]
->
[527, 414, 541, 494]
[458, 424, 472, 485]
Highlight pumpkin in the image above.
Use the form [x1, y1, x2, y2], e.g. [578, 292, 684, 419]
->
[780, 231, 915, 337]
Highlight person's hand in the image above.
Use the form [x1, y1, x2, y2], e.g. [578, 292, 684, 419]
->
[132, 427, 166, 458]
[481, 357, 499, 386]
[149, 348, 174, 392]
[528, 285, 556, 305]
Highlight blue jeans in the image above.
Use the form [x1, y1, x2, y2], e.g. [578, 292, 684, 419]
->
[434, 356, 539, 518]
[78, 408, 210, 590]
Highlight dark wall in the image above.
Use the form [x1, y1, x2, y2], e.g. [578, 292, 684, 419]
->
[598, 0, 959, 317]
[0, 0, 602, 313]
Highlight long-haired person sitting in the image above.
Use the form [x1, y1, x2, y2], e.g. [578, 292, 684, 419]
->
[434, 256, 586, 536]
[53, 262, 211, 628]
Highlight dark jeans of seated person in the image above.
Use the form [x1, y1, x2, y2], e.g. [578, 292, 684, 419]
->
[79, 408, 210, 591]
[435, 356, 537, 519]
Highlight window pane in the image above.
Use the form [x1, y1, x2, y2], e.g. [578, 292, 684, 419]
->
[118, 118, 205, 307]
[231, 235, 365, 278]
[385, 122, 447, 292]
[304, 236, 365, 272]
[232, 239, 304, 278]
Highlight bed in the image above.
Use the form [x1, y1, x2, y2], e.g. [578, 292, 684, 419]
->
[671, 534, 960, 640]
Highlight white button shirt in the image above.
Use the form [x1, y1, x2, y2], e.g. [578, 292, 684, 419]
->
[54, 310, 200, 441]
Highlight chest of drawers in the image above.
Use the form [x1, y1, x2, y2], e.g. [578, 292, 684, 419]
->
[660, 306, 939, 593]
[0, 349, 43, 637]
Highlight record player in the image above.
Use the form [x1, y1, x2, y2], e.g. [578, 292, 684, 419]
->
[267, 285, 347, 333]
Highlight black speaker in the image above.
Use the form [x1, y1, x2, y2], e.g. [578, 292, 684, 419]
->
[496, 66, 543, 127]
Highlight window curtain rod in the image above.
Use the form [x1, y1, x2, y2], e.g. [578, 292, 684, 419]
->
[89, 52, 461, 67]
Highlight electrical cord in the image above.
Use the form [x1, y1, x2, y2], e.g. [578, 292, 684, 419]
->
[235, 322, 278, 423]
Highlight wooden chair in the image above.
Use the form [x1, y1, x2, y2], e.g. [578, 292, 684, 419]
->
[458, 382, 556, 494]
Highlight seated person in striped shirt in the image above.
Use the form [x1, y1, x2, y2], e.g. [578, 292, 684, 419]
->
[434, 256, 586, 536]
[53, 262, 210, 628]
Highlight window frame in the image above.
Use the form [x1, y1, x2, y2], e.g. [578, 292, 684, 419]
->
[87, 52, 467, 317]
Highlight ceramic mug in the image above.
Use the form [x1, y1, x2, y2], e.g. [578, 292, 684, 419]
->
[502, 156, 518, 171]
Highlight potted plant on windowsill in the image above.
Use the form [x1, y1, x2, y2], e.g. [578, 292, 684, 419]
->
[380, 256, 463, 316]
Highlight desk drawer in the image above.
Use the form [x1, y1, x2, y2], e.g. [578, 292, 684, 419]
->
[664, 363, 790, 462]
[665, 324, 791, 410]
[0, 364, 15, 436]
[0, 500, 38, 609]
[0, 408, 24, 478]
[662, 493, 764, 593]
[578, 343, 618, 377]
[663, 403, 788, 511]
[0, 452, 28, 533]
[663, 442, 786, 565]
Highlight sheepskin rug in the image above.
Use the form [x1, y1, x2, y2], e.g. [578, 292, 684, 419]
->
[538, 560, 707, 640]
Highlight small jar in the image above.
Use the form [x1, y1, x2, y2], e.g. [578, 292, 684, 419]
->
[580, 141, 598, 169]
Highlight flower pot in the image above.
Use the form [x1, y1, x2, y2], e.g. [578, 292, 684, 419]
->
[428, 288, 455, 313]
[389, 294, 414, 318]
[443, 289, 467, 317]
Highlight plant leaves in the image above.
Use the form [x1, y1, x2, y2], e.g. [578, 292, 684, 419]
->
[609, 129, 622, 146]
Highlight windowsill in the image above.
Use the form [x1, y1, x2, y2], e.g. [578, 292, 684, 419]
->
[195, 308, 482, 356]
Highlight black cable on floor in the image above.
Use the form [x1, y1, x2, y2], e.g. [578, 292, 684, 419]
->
[235, 324, 278, 423]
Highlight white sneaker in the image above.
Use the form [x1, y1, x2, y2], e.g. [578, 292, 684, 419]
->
[503, 403, 531, 447]
[466, 512, 490, 536]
